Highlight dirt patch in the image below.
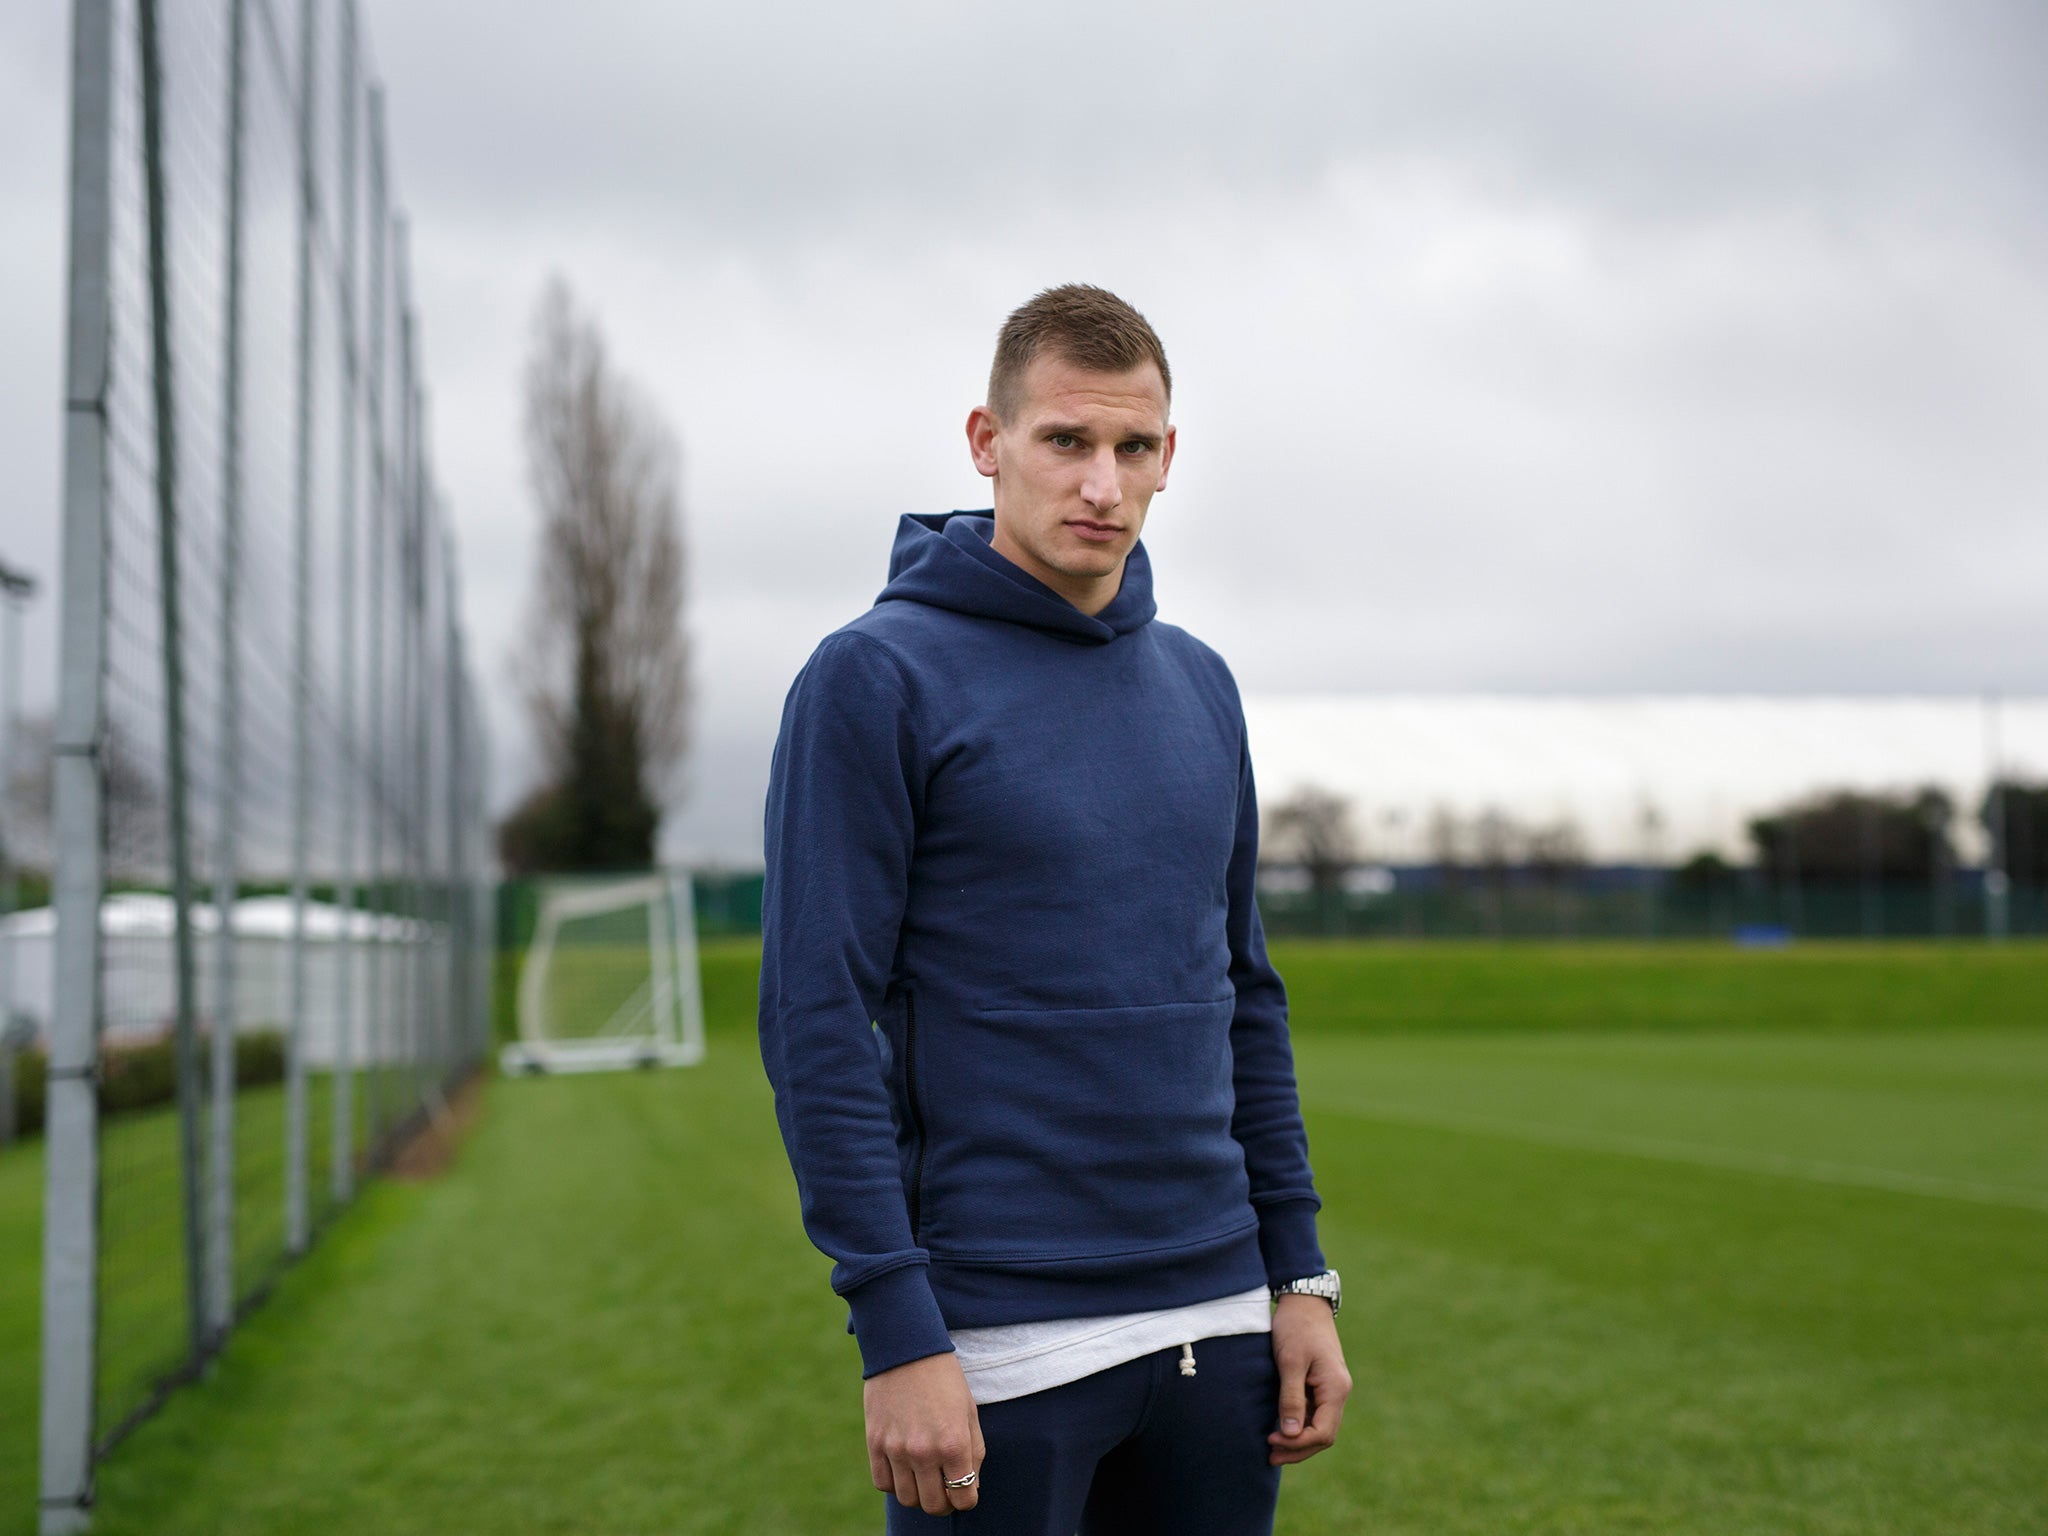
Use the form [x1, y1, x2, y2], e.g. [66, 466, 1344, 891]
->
[387, 1069, 487, 1182]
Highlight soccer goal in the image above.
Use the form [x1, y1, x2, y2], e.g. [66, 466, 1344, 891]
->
[501, 872, 707, 1074]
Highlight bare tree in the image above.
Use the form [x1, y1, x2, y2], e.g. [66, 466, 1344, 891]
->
[1425, 805, 1464, 887]
[500, 277, 691, 873]
[1265, 785, 1360, 935]
[1524, 818, 1587, 885]
[11, 712, 163, 881]
[1471, 808, 1520, 883]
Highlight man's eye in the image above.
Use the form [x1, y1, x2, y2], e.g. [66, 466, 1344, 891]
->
[1050, 434, 1077, 449]
[1120, 441, 1150, 455]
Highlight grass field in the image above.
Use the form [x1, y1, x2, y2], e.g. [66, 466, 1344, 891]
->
[4, 940, 2045, 1534]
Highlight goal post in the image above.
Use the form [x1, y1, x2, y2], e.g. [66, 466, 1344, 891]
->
[502, 873, 707, 1075]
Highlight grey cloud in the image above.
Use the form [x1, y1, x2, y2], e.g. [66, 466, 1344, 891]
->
[366, 0, 2045, 242]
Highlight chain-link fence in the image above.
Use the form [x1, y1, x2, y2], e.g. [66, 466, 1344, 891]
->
[1253, 873, 2047, 941]
[39, 0, 490, 1528]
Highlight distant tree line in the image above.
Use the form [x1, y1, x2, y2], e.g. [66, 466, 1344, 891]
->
[1745, 787, 1955, 883]
[1260, 779, 2048, 887]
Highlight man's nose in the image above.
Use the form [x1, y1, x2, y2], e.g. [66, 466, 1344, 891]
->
[1080, 448, 1123, 512]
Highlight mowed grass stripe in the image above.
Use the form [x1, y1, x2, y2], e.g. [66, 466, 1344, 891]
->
[0, 1136, 44, 1531]
[1295, 1027, 2048, 1213]
[1314, 1091, 2048, 1212]
[1269, 940, 2048, 1036]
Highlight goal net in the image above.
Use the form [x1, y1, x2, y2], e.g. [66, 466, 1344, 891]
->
[501, 872, 707, 1074]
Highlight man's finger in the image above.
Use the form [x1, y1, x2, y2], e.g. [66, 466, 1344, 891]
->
[914, 1462, 953, 1517]
[888, 1454, 920, 1508]
[1269, 1377, 1348, 1464]
[1296, 1386, 1345, 1449]
[1274, 1347, 1310, 1438]
[868, 1444, 894, 1494]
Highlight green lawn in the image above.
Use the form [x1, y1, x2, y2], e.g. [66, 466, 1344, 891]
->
[3, 1065, 386, 1522]
[5, 941, 2046, 1534]
[1, 1132, 44, 1529]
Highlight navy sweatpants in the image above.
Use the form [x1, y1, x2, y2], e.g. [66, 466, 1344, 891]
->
[884, 1332, 1283, 1536]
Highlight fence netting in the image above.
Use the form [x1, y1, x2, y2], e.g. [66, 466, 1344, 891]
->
[41, 0, 490, 1526]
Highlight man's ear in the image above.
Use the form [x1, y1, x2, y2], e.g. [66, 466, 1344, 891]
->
[966, 405, 1001, 479]
[1155, 423, 1177, 493]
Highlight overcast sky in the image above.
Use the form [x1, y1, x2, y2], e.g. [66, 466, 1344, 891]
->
[3, 0, 2044, 864]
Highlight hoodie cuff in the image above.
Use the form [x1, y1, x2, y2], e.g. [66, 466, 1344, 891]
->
[844, 1263, 956, 1379]
[1256, 1198, 1326, 1289]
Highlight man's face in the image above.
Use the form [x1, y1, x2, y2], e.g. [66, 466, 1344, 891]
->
[966, 353, 1175, 616]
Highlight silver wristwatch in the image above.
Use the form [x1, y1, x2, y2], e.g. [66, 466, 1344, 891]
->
[1271, 1269, 1341, 1316]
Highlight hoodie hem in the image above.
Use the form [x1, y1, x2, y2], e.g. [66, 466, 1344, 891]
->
[928, 1222, 1271, 1331]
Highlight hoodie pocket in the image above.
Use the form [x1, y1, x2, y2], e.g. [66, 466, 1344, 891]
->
[913, 995, 1251, 1263]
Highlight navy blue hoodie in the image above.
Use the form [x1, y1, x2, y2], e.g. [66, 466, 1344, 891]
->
[759, 511, 1323, 1379]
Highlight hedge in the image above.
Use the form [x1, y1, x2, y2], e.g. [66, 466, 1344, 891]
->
[5, 1028, 288, 1141]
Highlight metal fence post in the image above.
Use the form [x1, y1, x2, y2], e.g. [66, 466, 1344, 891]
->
[426, 512, 446, 1089]
[138, 0, 209, 1377]
[362, 90, 388, 1156]
[285, 0, 319, 1256]
[444, 553, 465, 1080]
[467, 675, 490, 1065]
[205, 0, 248, 1340]
[331, 0, 360, 1205]
[393, 222, 416, 1125]
[416, 429, 436, 1095]
[41, 1, 114, 1520]
[407, 392, 429, 1109]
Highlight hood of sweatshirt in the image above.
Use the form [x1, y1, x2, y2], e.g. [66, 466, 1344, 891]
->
[876, 510, 1157, 645]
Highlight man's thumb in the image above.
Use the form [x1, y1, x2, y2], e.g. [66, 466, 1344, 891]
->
[1277, 1366, 1308, 1435]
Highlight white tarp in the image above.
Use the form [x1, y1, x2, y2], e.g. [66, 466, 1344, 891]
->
[1, 896, 436, 1063]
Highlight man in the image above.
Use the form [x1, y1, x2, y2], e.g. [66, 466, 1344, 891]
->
[760, 285, 1349, 1535]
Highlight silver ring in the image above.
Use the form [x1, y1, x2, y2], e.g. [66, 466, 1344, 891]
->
[943, 1470, 978, 1490]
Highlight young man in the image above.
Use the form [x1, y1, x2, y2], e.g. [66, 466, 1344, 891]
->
[760, 285, 1349, 1535]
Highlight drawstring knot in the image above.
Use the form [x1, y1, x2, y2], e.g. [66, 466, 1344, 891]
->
[1178, 1342, 1197, 1377]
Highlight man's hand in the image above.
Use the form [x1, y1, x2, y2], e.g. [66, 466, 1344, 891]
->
[863, 1352, 985, 1514]
[1267, 1292, 1352, 1466]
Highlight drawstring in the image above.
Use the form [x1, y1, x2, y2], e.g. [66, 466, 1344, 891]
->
[1179, 1342, 1197, 1377]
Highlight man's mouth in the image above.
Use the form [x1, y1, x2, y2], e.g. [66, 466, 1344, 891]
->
[1067, 520, 1122, 543]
